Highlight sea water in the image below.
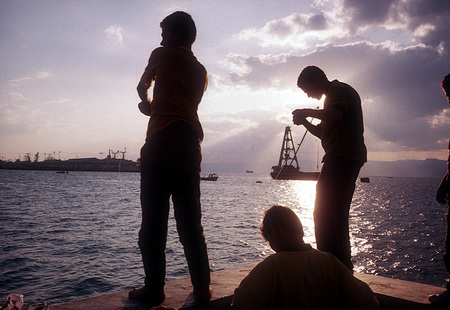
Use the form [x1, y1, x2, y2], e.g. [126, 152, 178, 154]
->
[0, 170, 448, 305]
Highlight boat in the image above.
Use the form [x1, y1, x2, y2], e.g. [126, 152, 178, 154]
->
[360, 177, 370, 183]
[270, 126, 320, 181]
[201, 173, 218, 181]
[245, 170, 253, 173]
[0, 149, 140, 173]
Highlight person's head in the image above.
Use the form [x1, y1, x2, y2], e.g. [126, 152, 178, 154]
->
[160, 11, 197, 48]
[442, 74, 450, 104]
[297, 66, 329, 100]
[260, 205, 304, 252]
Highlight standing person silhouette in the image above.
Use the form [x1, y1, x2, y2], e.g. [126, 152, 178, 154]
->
[129, 11, 211, 306]
[429, 73, 450, 306]
[292, 66, 367, 271]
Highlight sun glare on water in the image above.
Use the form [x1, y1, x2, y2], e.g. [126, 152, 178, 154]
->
[288, 180, 317, 246]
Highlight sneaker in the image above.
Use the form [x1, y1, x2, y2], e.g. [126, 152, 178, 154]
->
[429, 289, 450, 305]
[193, 287, 212, 301]
[128, 286, 165, 306]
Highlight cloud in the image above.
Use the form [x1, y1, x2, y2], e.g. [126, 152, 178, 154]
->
[400, 0, 450, 54]
[8, 92, 30, 102]
[9, 71, 52, 86]
[238, 1, 450, 55]
[35, 71, 51, 79]
[213, 39, 449, 158]
[219, 52, 294, 90]
[428, 108, 450, 129]
[0, 104, 21, 126]
[208, 0, 450, 163]
[105, 25, 124, 47]
[9, 76, 31, 85]
[238, 12, 348, 49]
[0, 102, 41, 133]
[337, 0, 396, 27]
[201, 110, 323, 172]
[136, 0, 450, 164]
[2, 0, 448, 165]
[334, 0, 450, 54]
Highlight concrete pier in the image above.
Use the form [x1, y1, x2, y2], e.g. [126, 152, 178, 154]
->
[52, 263, 445, 309]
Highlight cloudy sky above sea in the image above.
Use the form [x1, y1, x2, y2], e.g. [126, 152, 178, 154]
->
[1, 0, 449, 171]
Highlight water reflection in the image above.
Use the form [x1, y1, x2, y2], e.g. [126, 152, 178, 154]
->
[289, 180, 317, 246]
[279, 181, 317, 247]
[1, 171, 447, 305]
[277, 179, 384, 275]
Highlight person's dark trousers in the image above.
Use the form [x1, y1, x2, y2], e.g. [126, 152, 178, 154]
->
[314, 155, 363, 272]
[138, 121, 211, 295]
[445, 205, 450, 289]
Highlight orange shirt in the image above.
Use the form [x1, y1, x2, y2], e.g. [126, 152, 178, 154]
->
[233, 247, 378, 309]
[140, 46, 207, 140]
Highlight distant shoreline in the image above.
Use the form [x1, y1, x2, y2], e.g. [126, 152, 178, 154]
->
[0, 157, 140, 173]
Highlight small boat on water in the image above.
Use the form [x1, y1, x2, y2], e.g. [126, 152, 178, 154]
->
[360, 177, 370, 183]
[270, 126, 320, 181]
[201, 173, 218, 181]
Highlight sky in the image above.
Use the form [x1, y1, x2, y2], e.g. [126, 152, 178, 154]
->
[1, 0, 449, 173]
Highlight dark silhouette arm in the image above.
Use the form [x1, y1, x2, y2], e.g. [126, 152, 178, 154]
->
[292, 108, 343, 139]
[436, 171, 449, 204]
[137, 81, 152, 116]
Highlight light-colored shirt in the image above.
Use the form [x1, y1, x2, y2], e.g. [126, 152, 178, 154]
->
[233, 245, 378, 310]
[140, 46, 207, 140]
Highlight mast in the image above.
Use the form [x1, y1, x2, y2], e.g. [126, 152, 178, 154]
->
[120, 147, 127, 159]
[276, 126, 300, 169]
[271, 126, 320, 181]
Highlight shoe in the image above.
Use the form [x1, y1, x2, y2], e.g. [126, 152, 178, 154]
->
[429, 289, 450, 305]
[128, 286, 165, 306]
[193, 287, 212, 301]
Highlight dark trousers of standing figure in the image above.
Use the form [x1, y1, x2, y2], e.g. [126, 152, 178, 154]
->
[138, 121, 211, 295]
[445, 205, 450, 289]
[314, 155, 363, 272]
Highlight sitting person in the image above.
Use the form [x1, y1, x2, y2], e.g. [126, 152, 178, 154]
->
[232, 205, 378, 309]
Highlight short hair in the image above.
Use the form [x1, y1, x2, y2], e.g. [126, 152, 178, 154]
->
[160, 11, 197, 46]
[297, 65, 328, 88]
[442, 74, 450, 93]
[260, 205, 304, 241]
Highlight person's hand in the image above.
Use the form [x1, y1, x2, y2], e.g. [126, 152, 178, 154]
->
[138, 101, 151, 116]
[292, 109, 308, 125]
[436, 174, 449, 204]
